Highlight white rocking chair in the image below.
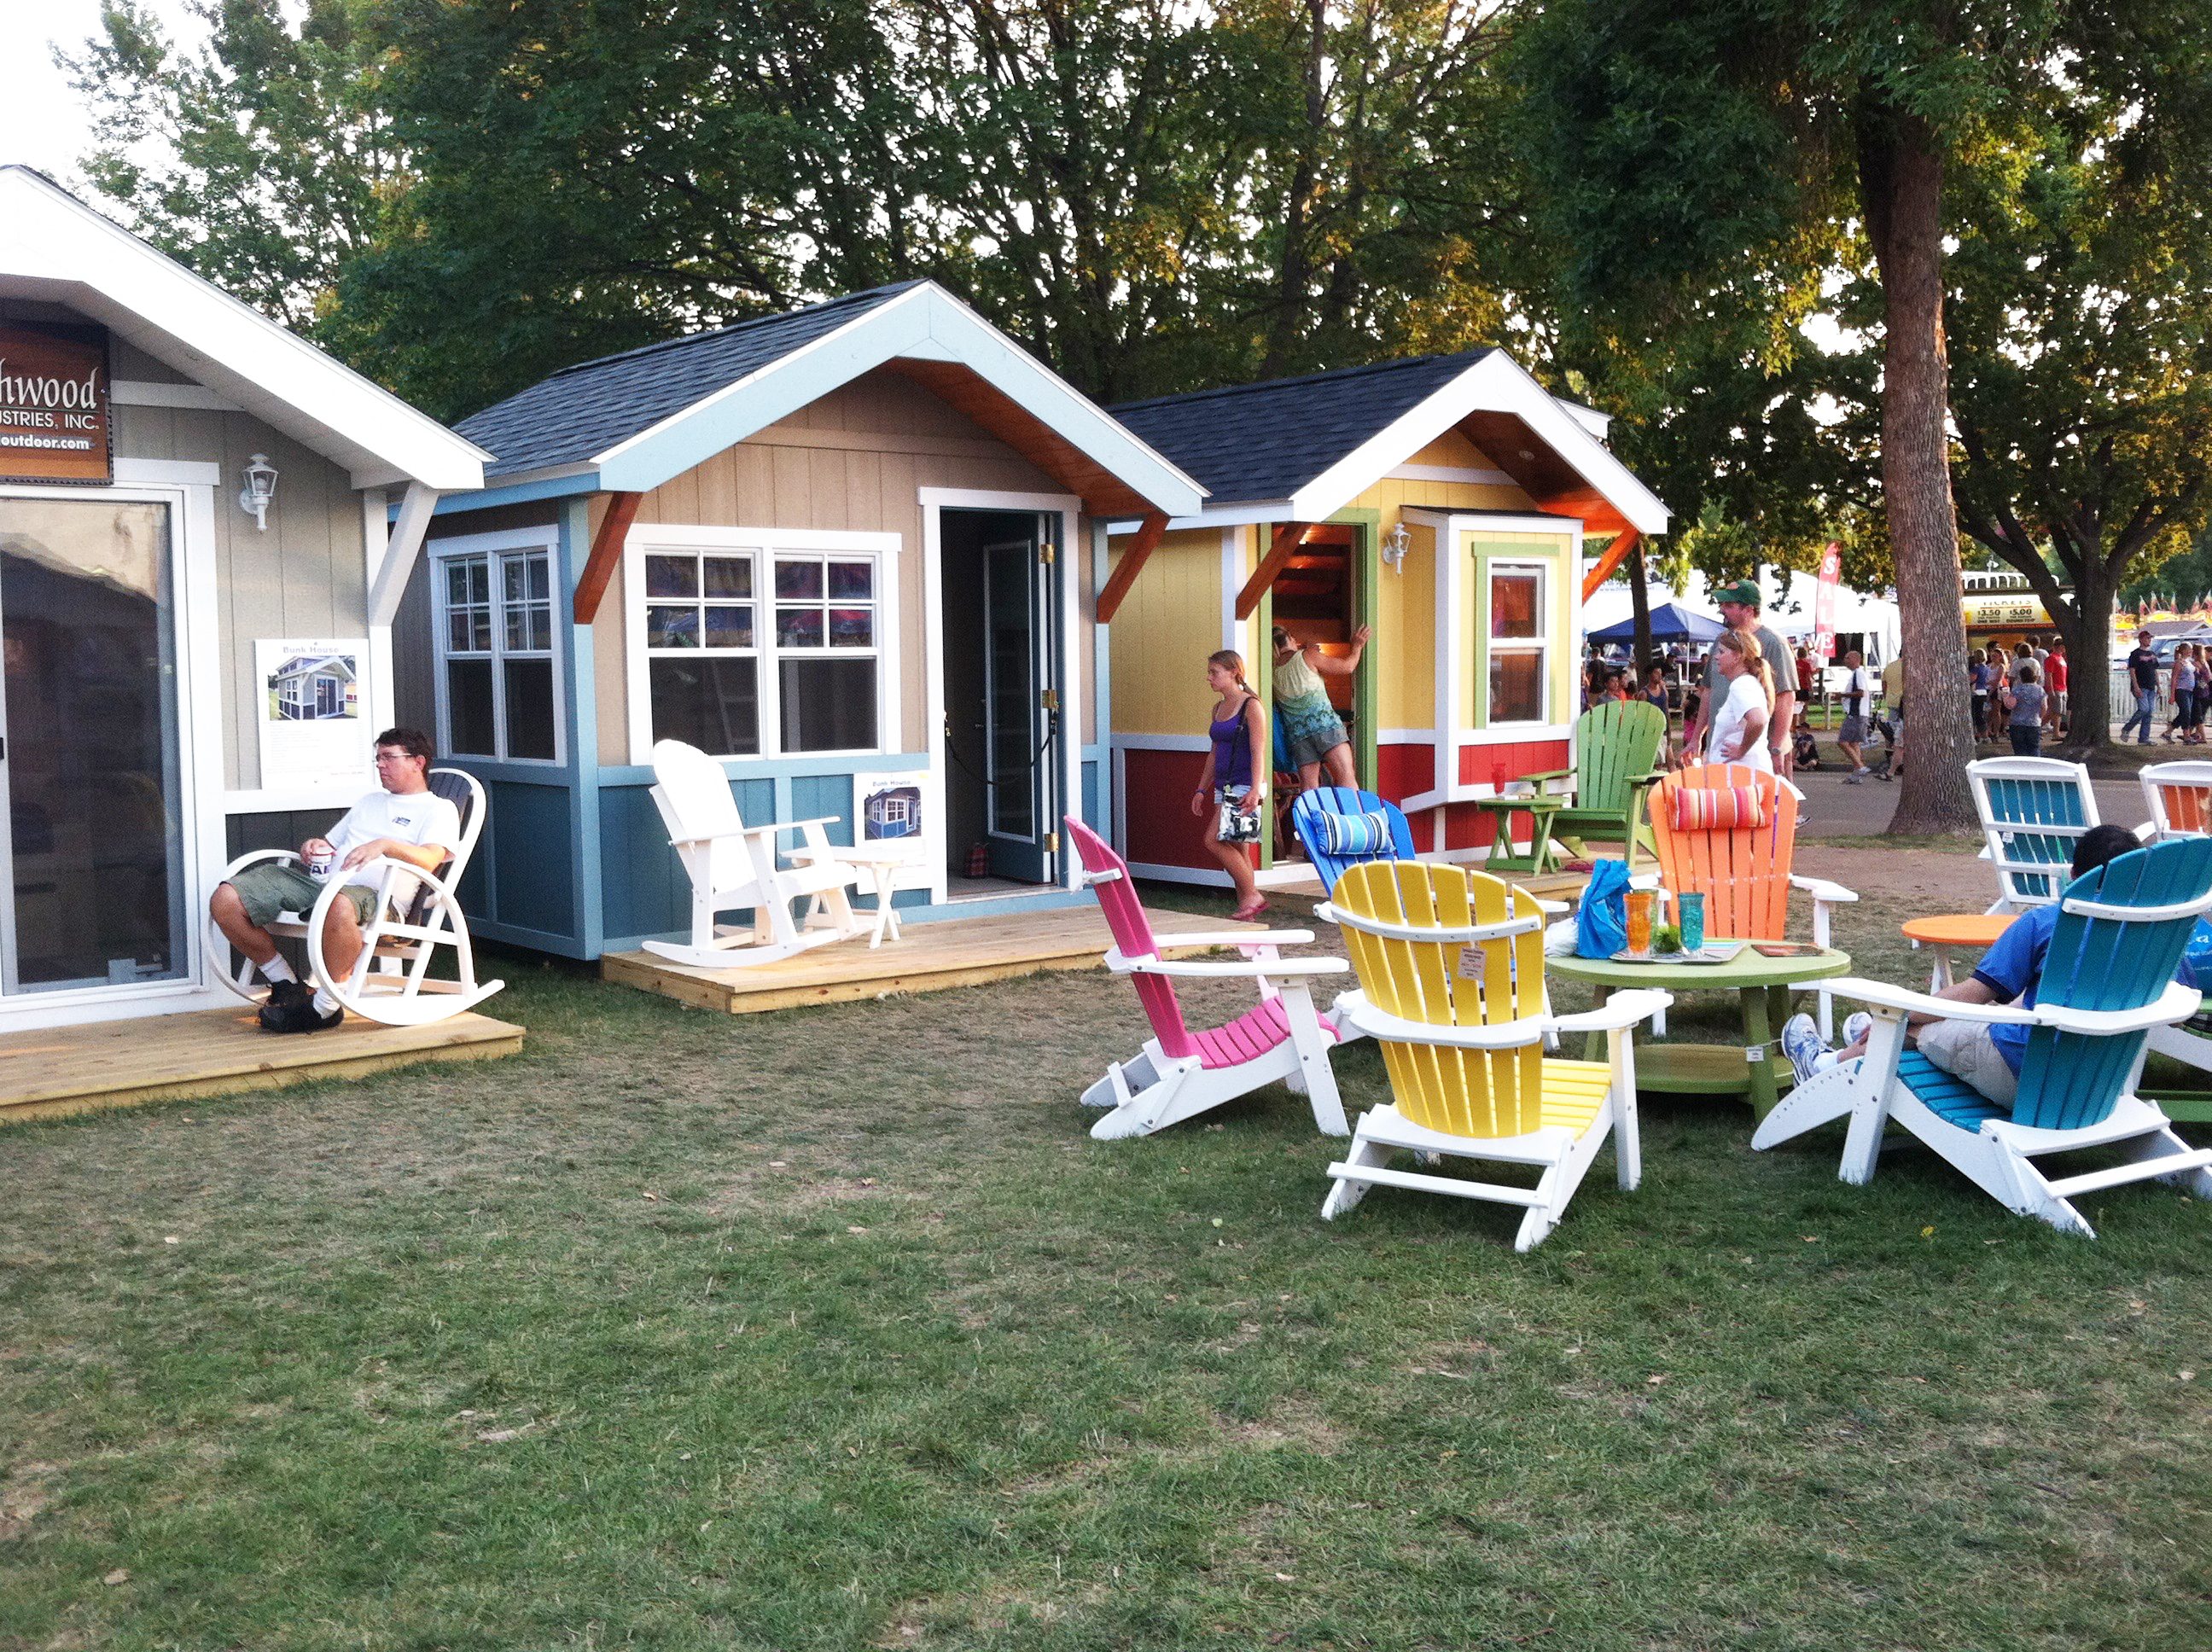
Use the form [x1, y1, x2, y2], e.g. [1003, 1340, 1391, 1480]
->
[205, 767, 504, 1026]
[642, 738, 868, 969]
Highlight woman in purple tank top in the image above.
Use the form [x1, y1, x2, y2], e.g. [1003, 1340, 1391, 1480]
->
[1192, 649, 1270, 921]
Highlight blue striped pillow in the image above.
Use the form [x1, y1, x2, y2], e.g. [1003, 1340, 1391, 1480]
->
[1319, 809, 1394, 856]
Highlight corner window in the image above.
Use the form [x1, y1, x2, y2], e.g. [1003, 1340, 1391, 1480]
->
[632, 532, 894, 760]
[1485, 562, 1548, 725]
[434, 537, 560, 762]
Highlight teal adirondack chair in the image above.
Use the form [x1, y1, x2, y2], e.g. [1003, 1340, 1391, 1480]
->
[1968, 756, 2108, 913]
[1754, 835, 2212, 1236]
[1289, 787, 1417, 895]
[1522, 699, 1668, 867]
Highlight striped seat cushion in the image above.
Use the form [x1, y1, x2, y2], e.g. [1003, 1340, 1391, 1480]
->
[1318, 809, 1394, 857]
[1673, 784, 1766, 832]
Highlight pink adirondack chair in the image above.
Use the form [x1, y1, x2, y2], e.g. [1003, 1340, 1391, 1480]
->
[1066, 817, 1350, 1139]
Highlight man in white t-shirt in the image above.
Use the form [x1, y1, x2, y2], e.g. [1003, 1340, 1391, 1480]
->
[1836, 649, 1875, 782]
[210, 727, 463, 1034]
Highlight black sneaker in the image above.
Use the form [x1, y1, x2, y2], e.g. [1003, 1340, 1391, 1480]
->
[259, 996, 344, 1034]
[263, 978, 311, 1010]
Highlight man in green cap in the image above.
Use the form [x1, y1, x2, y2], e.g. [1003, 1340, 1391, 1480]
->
[1685, 580, 1796, 773]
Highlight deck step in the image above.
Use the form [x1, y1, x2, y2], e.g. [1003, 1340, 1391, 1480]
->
[2046, 1149, 2212, 1201]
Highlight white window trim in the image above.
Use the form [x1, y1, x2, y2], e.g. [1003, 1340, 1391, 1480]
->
[429, 525, 565, 765]
[622, 523, 901, 765]
[1481, 556, 1553, 729]
[0, 477, 220, 1023]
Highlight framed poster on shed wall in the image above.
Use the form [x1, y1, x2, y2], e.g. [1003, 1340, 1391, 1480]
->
[0, 321, 114, 486]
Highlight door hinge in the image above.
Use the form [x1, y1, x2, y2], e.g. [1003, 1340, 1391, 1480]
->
[1040, 687, 1061, 712]
[1044, 830, 1060, 854]
[1039, 541, 1056, 565]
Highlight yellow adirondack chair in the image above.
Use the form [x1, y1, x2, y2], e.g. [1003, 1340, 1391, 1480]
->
[1318, 860, 1670, 1250]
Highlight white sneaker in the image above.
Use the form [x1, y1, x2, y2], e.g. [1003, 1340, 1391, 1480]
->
[1781, 1013, 1831, 1086]
[1842, 1011, 1872, 1049]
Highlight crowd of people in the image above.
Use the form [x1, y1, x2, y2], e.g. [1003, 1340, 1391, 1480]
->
[1586, 596, 2091, 779]
[2119, 629, 2208, 747]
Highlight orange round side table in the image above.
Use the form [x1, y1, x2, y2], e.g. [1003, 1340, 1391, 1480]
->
[1901, 913, 2019, 989]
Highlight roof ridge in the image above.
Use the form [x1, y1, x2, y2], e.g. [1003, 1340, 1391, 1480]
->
[1111, 348, 1493, 414]
[542, 280, 930, 381]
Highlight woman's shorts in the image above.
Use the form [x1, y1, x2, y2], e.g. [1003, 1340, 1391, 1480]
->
[228, 862, 378, 929]
[1283, 715, 1349, 769]
[1914, 1018, 2018, 1106]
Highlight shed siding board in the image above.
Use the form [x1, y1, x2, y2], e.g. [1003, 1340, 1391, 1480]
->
[627, 374, 1067, 759]
[392, 553, 437, 734]
[110, 402, 363, 791]
[588, 492, 629, 764]
[111, 338, 192, 383]
[1379, 517, 1437, 729]
[1107, 525, 1222, 736]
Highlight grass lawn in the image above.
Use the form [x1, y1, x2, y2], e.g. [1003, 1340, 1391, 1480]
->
[5, 876, 2212, 1649]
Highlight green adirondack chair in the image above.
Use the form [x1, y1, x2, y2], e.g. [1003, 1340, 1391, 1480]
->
[1521, 699, 1668, 868]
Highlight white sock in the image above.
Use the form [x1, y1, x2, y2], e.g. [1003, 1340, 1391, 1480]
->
[311, 985, 341, 1017]
[1814, 1050, 1838, 1073]
[260, 956, 296, 986]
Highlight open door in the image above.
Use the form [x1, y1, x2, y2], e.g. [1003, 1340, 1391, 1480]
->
[942, 509, 1062, 893]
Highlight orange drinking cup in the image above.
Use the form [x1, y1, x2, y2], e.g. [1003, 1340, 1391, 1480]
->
[1626, 890, 1656, 957]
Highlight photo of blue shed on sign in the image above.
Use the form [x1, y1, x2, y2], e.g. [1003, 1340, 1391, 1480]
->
[861, 777, 924, 841]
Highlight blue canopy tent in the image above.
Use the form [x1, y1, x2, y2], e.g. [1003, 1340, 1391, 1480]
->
[1587, 602, 1724, 644]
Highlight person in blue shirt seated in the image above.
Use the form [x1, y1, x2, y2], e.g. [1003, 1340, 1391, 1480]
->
[1781, 823, 2158, 1104]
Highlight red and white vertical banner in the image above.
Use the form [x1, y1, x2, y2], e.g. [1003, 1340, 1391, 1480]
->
[1812, 541, 1842, 661]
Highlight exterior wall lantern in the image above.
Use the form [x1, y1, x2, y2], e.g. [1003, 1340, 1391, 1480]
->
[1380, 519, 1412, 573]
[238, 453, 278, 531]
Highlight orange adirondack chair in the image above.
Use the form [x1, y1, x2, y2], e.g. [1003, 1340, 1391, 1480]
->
[2141, 760, 2212, 841]
[1647, 763, 1858, 1038]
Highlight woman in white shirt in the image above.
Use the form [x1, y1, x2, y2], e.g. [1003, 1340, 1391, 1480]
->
[1704, 627, 1776, 774]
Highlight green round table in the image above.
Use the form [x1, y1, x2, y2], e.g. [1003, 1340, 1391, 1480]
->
[1545, 945, 1852, 1120]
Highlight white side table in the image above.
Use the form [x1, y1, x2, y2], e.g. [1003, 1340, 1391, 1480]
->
[832, 843, 926, 947]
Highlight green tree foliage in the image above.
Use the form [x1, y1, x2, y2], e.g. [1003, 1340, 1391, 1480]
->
[1511, 0, 2212, 821]
[1939, 22, 2212, 743]
[60, 0, 393, 341]
[62, 1, 1529, 420]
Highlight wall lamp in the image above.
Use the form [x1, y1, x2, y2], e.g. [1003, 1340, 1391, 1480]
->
[238, 453, 278, 532]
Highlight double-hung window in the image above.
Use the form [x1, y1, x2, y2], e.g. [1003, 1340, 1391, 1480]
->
[434, 530, 560, 762]
[1484, 561, 1549, 726]
[773, 550, 880, 753]
[631, 527, 897, 760]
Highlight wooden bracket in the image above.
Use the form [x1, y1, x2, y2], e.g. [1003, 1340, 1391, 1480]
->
[1580, 525, 1640, 603]
[573, 492, 643, 625]
[1097, 512, 1168, 623]
[1233, 522, 1305, 620]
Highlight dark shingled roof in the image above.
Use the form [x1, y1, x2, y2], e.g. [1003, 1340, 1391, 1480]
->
[1110, 350, 1494, 506]
[457, 282, 927, 478]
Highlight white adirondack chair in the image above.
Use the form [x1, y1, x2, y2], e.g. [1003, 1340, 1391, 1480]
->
[643, 738, 867, 969]
[1067, 817, 1350, 1140]
[1754, 835, 2212, 1237]
[205, 767, 504, 1025]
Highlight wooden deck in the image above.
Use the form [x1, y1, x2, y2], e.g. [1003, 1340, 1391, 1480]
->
[0, 1004, 526, 1125]
[603, 904, 1268, 1015]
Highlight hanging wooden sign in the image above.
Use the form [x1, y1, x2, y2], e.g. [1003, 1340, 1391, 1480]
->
[0, 323, 113, 484]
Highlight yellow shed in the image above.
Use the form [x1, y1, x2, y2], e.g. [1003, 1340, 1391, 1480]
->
[1100, 350, 1670, 886]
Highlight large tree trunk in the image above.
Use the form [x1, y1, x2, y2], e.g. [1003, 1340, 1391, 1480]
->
[1627, 541, 1655, 674]
[1859, 101, 1978, 834]
[2060, 564, 2116, 751]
